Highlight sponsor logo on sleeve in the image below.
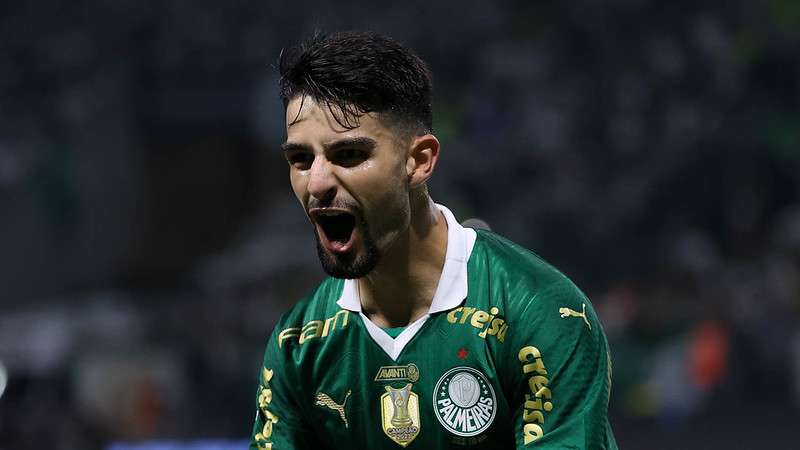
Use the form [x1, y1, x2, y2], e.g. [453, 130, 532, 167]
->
[254, 368, 279, 450]
[518, 346, 553, 445]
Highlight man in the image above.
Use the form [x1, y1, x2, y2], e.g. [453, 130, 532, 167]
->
[251, 31, 617, 449]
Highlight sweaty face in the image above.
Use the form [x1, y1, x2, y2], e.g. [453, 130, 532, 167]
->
[283, 97, 412, 279]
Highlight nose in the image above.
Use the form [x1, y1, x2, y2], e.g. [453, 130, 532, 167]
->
[307, 155, 337, 203]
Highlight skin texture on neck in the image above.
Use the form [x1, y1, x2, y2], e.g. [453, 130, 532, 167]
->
[358, 193, 448, 328]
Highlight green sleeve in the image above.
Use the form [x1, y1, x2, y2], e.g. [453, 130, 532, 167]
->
[503, 279, 617, 449]
[249, 327, 314, 450]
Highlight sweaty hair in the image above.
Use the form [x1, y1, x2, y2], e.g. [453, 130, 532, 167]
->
[278, 31, 433, 135]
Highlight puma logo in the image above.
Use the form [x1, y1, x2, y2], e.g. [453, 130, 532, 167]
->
[559, 303, 591, 330]
[315, 390, 352, 428]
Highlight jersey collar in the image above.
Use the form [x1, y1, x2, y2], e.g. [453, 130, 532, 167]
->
[336, 203, 477, 314]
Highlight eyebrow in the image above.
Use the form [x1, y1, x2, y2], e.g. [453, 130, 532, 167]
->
[281, 137, 377, 153]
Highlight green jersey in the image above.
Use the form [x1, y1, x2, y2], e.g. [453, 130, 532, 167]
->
[250, 206, 617, 449]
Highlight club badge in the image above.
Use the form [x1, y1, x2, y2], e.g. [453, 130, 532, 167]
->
[433, 366, 497, 437]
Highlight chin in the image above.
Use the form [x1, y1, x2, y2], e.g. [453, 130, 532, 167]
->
[316, 236, 380, 279]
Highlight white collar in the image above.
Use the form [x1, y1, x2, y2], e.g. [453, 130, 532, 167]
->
[334, 203, 477, 361]
[336, 203, 476, 314]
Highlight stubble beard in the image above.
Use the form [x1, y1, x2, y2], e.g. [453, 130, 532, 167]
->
[314, 215, 381, 279]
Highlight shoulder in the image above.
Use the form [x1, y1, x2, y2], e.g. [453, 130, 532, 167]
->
[469, 232, 609, 377]
[276, 277, 345, 325]
[470, 230, 588, 315]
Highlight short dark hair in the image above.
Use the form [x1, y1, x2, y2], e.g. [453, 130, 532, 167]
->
[278, 31, 433, 135]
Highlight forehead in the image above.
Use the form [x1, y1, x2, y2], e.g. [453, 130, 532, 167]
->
[285, 96, 397, 145]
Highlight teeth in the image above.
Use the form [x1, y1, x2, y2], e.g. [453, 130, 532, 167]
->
[316, 209, 348, 217]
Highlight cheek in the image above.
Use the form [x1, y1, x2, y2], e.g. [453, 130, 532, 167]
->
[366, 167, 411, 228]
[289, 171, 307, 203]
[364, 162, 407, 203]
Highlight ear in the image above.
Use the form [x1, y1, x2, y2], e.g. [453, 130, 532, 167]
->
[405, 134, 440, 188]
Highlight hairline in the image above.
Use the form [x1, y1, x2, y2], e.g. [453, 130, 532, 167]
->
[285, 93, 425, 142]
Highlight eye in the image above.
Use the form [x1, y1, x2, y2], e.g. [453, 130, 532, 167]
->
[286, 151, 313, 170]
[333, 148, 368, 167]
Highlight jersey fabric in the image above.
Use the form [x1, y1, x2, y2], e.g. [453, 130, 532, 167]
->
[250, 205, 617, 449]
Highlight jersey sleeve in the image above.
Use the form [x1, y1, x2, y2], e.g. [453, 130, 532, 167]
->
[502, 278, 617, 449]
[249, 326, 314, 450]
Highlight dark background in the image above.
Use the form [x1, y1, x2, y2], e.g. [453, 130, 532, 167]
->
[1, 1, 799, 448]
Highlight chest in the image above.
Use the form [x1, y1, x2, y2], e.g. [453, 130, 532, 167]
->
[296, 313, 513, 449]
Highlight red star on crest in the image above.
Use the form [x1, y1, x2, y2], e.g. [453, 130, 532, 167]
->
[457, 347, 468, 360]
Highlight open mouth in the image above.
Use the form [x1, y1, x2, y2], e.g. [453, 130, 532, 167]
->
[312, 209, 357, 252]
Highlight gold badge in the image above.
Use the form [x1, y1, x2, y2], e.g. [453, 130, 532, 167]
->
[380, 383, 421, 447]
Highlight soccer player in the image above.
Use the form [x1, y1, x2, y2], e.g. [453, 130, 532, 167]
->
[250, 32, 617, 449]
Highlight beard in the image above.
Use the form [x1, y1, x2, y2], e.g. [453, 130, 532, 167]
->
[314, 213, 381, 279]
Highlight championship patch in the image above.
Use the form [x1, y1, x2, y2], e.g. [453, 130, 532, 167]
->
[433, 366, 497, 437]
[380, 383, 421, 447]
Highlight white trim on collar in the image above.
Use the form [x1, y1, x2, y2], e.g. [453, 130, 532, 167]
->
[335, 203, 477, 360]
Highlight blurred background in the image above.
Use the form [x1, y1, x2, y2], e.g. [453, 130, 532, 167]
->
[1, 0, 799, 448]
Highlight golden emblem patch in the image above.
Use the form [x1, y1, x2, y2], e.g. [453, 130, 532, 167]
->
[380, 383, 421, 447]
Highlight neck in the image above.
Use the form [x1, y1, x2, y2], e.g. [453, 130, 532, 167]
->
[358, 194, 448, 328]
